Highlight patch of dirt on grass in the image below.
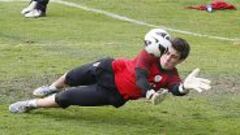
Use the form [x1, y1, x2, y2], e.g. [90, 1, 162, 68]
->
[204, 75, 240, 96]
[0, 74, 61, 103]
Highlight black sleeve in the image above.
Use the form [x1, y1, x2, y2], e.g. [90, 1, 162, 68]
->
[170, 84, 188, 96]
[135, 68, 152, 96]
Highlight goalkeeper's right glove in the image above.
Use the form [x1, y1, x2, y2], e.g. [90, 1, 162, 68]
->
[146, 89, 168, 105]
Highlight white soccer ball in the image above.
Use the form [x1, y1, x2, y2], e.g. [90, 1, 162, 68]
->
[144, 28, 171, 57]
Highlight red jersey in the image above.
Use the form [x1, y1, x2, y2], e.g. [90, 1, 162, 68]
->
[112, 49, 181, 100]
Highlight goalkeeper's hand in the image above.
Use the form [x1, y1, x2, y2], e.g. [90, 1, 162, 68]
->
[146, 89, 168, 105]
[183, 68, 211, 93]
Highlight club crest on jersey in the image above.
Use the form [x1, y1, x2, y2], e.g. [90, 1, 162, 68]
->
[154, 75, 162, 82]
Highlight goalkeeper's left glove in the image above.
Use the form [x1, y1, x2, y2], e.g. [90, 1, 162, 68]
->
[146, 89, 168, 105]
[180, 68, 211, 93]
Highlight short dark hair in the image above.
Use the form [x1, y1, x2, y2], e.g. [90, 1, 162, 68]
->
[171, 38, 190, 60]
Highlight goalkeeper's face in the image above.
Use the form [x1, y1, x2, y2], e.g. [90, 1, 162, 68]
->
[160, 46, 183, 70]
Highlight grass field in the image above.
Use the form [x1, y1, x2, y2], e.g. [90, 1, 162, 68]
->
[0, 0, 240, 134]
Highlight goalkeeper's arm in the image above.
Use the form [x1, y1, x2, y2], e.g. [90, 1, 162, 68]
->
[169, 84, 189, 96]
[135, 68, 168, 105]
[135, 67, 152, 96]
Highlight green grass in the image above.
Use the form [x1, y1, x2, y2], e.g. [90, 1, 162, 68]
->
[0, 0, 240, 134]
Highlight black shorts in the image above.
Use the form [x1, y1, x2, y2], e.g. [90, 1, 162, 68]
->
[55, 58, 126, 108]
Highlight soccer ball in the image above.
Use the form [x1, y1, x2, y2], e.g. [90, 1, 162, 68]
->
[144, 28, 171, 57]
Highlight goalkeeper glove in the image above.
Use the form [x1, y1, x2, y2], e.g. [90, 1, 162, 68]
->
[180, 68, 211, 93]
[146, 89, 168, 105]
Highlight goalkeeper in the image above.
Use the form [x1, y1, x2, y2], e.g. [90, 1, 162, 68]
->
[9, 28, 211, 113]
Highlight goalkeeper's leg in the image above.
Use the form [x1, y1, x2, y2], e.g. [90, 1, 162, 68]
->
[10, 84, 126, 113]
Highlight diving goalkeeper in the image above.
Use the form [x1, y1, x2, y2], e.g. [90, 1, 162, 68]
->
[9, 28, 211, 113]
